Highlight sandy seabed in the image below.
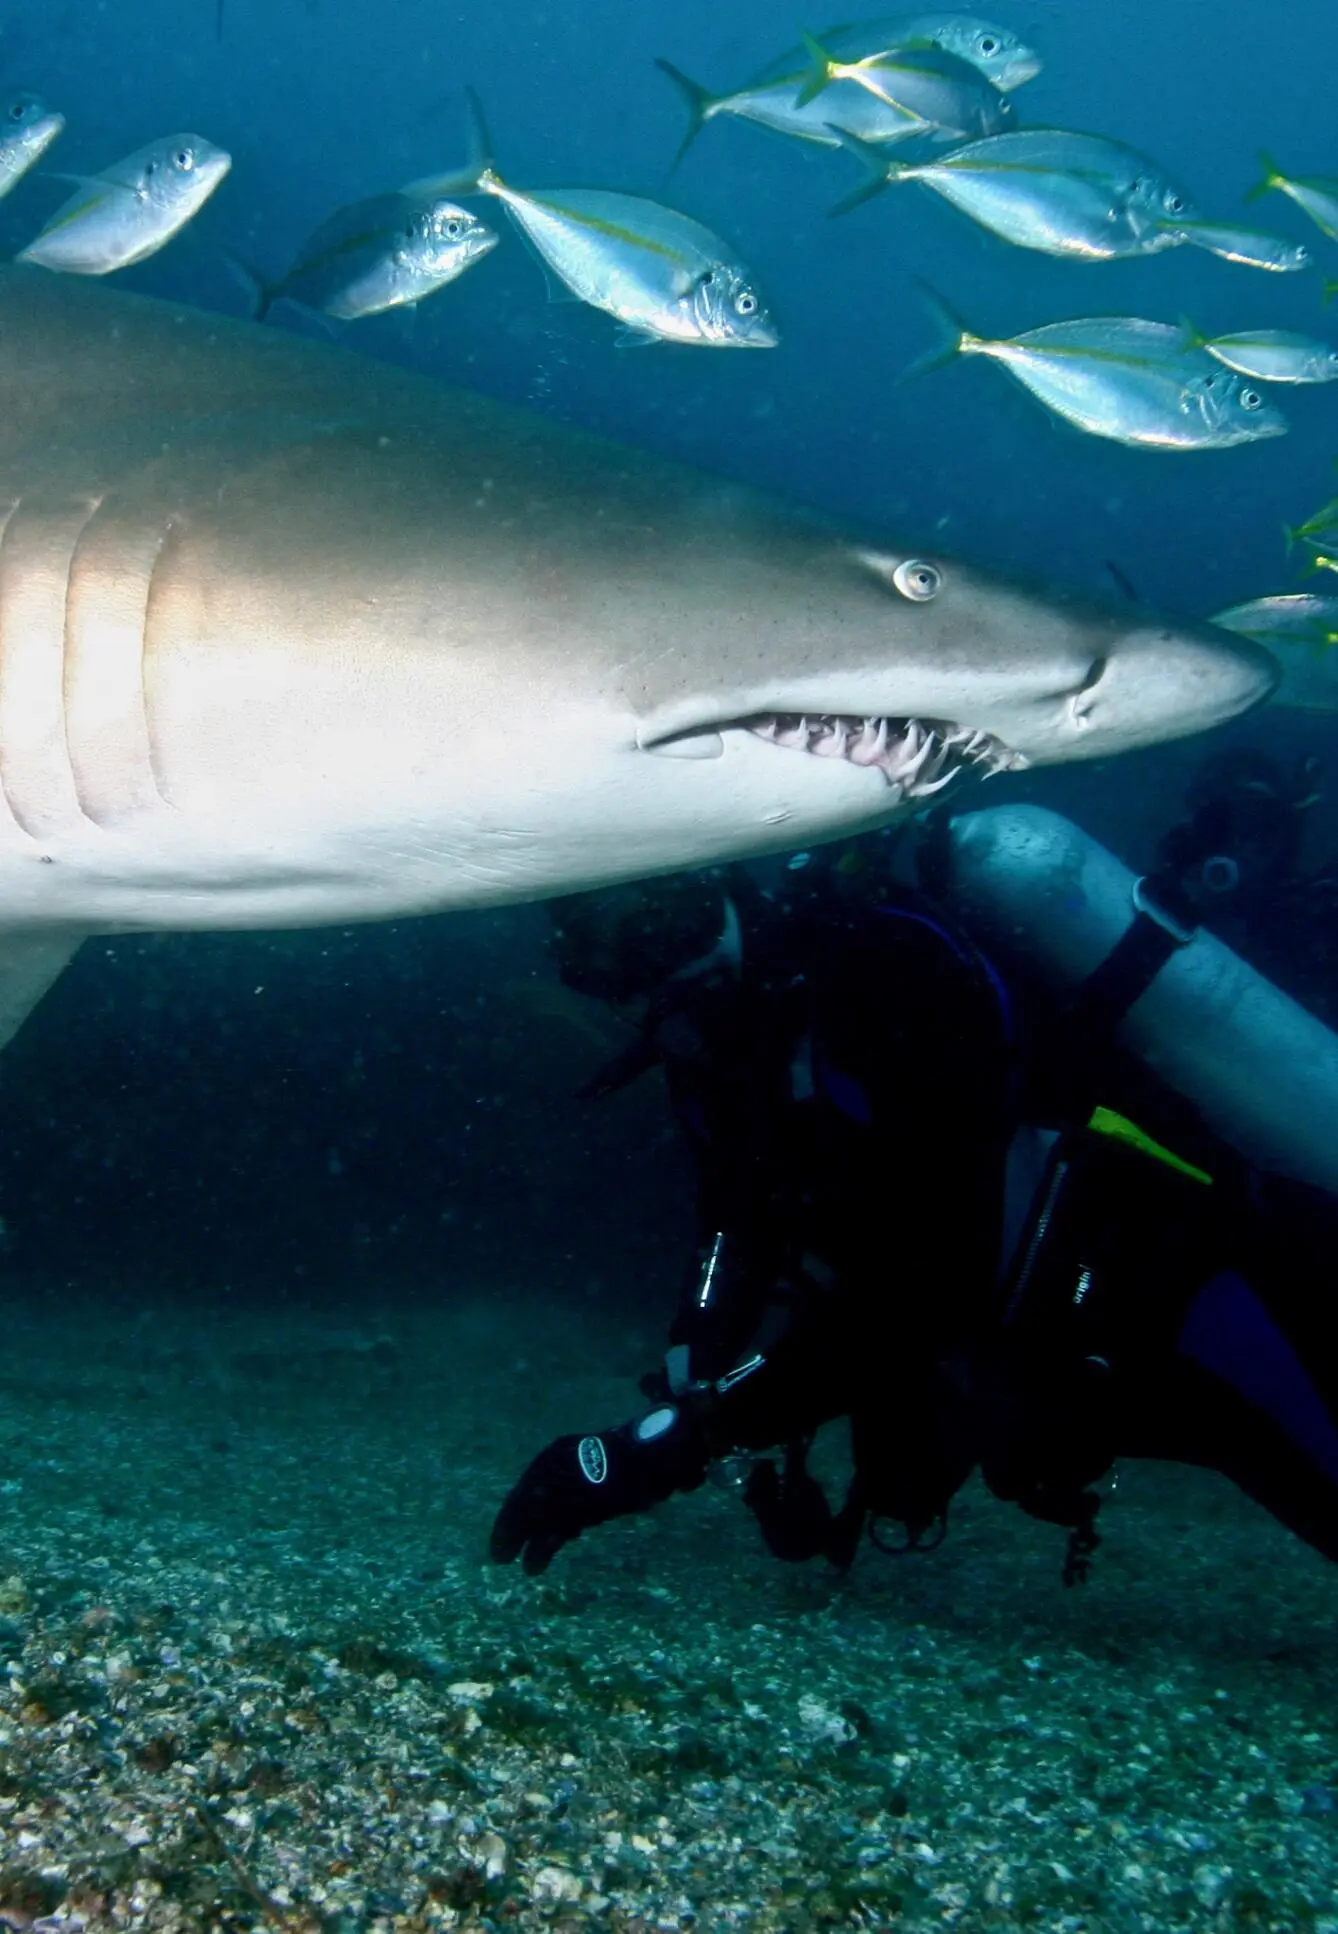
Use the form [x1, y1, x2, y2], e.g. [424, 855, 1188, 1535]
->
[1, 1280, 1336, 1934]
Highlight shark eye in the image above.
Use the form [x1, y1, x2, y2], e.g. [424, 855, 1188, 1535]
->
[892, 559, 942, 601]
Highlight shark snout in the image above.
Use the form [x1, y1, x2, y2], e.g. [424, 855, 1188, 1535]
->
[1063, 619, 1278, 758]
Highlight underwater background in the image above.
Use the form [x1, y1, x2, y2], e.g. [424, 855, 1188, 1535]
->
[1, 2, 1338, 1929]
[0, 0, 1336, 1295]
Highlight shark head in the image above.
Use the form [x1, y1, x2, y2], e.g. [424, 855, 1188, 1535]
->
[458, 538, 1275, 900]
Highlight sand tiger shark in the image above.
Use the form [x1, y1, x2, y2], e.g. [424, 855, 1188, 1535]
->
[0, 266, 1272, 1050]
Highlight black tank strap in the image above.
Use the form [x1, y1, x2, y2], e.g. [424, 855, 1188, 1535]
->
[1065, 872, 1199, 1038]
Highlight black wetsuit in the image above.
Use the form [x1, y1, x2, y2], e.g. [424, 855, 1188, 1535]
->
[636, 876, 1016, 1541]
[492, 866, 1338, 1577]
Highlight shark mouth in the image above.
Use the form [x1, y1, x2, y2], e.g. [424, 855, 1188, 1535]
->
[748, 713, 1028, 800]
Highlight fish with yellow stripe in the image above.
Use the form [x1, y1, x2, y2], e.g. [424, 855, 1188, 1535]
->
[18, 132, 231, 275]
[409, 90, 776, 348]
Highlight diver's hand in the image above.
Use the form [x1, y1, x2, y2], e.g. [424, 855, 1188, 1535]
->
[490, 1406, 706, 1575]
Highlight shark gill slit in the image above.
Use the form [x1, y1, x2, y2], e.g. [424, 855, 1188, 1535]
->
[63, 500, 172, 827]
[0, 498, 21, 834]
[0, 492, 101, 842]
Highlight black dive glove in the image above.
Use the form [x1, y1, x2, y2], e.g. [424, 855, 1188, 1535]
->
[490, 1405, 708, 1575]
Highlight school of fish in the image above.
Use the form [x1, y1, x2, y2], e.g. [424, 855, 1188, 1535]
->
[0, 21, 1336, 439]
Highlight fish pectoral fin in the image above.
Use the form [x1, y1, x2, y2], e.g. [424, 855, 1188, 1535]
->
[615, 324, 663, 347]
[0, 932, 84, 1056]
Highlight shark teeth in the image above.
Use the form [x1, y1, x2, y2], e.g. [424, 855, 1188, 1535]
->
[747, 714, 1027, 799]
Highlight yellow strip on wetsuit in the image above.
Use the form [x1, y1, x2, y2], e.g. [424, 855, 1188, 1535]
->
[1088, 1105, 1214, 1186]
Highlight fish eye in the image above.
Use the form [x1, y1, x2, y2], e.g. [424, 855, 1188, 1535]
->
[1240, 388, 1263, 411]
[892, 558, 942, 601]
[444, 217, 465, 240]
[1163, 190, 1185, 213]
[173, 148, 196, 171]
[7, 99, 28, 123]
[977, 33, 1000, 54]
[734, 288, 758, 316]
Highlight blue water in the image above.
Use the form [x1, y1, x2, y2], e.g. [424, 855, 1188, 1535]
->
[6, 0, 1336, 615]
[0, 4, 1334, 1269]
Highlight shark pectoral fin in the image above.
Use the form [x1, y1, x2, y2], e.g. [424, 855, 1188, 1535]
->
[0, 932, 83, 1054]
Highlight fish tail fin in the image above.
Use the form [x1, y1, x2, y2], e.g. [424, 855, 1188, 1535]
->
[1245, 150, 1282, 203]
[1176, 313, 1207, 350]
[403, 86, 497, 200]
[222, 252, 274, 322]
[795, 30, 836, 109]
[463, 86, 496, 183]
[903, 280, 975, 380]
[654, 59, 714, 174]
[826, 126, 901, 217]
[1283, 522, 1299, 554]
[1323, 278, 1338, 307]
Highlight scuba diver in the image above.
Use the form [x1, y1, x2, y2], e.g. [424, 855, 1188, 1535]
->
[489, 806, 1338, 1587]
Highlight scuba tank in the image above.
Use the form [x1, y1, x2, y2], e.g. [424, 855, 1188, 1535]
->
[938, 804, 1338, 1197]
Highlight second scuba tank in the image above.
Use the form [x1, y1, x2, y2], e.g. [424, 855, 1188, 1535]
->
[943, 804, 1338, 1196]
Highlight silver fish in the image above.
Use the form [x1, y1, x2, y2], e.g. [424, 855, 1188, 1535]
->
[656, 11, 1037, 164]
[1213, 595, 1338, 710]
[795, 33, 1012, 141]
[1190, 327, 1338, 384]
[412, 93, 776, 348]
[1169, 219, 1311, 273]
[253, 193, 497, 321]
[1249, 153, 1338, 243]
[916, 296, 1288, 449]
[832, 127, 1194, 258]
[787, 14, 1041, 90]
[0, 90, 64, 200]
[19, 132, 231, 275]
